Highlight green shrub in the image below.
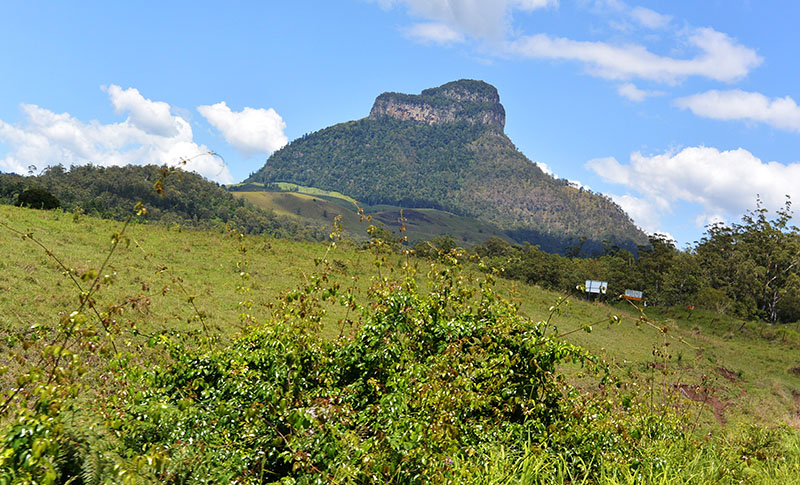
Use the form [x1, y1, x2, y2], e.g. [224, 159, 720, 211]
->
[100, 253, 608, 482]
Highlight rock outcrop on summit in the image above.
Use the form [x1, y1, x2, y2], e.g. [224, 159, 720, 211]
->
[245, 80, 648, 254]
[369, 80, 506, 130]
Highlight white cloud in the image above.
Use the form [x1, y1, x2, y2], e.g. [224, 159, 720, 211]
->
[509, 27, 761, 84]
[0, 86, 233, 183]
[376, 0, 557, 40]
[514, 0, 558, 10]
[375, 1, 759, 89]
[695, 213, 726, 229]
[405, 22, 465, 44]
[105, 85, 180, 137]
[566, 179, 590, 191]
[586, 147, 800, 229]
[617, 83, 646, 101]
[629, 6, 671, 29]
[617, 82, 662, 101]
[533, 160, 554, 176]
[590, 2, 670, 30]
[608, 193, 661, 234]
[594, 0, 627, 12]
[376, 1, 759, 88]
[197, 102, 288, 158]
[675, 90, 800, 133]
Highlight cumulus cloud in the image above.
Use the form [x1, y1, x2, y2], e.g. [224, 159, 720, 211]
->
[376, 0, 557, 41]
[197, 102, 288, 158]
[608, 193, 661, 234]
[675, 90, 800, 132]
[617, 82, 663, 101]
[105, 85, 180, 137]
[533, 160, 554, 176]
[629, 6, 671, 29]
[405, 23, 465, 44]
[509, 27, 761, 84]
[586, 147, 800, 230]
[0, 85, 233, 183]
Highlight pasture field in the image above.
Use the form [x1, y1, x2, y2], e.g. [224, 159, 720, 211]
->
[234, 189, 514, 246]
[2, 204, 800, 482]
[2, 204, 799, 429]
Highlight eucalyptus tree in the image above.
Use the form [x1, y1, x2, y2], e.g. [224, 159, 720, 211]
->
[695, 198, 800, 323]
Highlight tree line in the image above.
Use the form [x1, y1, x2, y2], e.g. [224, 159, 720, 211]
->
[418, 199, 800, 324]
[0, 164, 329, 240]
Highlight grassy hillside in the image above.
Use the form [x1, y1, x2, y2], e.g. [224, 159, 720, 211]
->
[2, 204, 799, 481]
[233, 189, 515, 246]
[2, 204, 799, 427]
[233, 191, 365, 233]
[0, 205, 371, 344]
[229, 181, 360, 205]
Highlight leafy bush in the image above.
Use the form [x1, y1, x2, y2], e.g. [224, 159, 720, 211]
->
[100, 252, 611, 482]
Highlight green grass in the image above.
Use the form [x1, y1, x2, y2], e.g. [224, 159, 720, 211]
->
[229, 181, 359, 205]
[445, 429, 800, 484]
[2, 203, 800, 433]
[4, 204, 800, 482]
[235, 190, 368, 233]
[514, 290, 800, 430]
[0, 204, 377, 346]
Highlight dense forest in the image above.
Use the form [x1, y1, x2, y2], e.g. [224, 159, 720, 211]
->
[0, 164, 328, 240]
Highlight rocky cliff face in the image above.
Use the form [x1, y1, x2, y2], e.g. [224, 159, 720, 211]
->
[369, 79, 506, 130]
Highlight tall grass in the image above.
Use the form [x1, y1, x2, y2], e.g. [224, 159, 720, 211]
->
[2, 201, 800, 482]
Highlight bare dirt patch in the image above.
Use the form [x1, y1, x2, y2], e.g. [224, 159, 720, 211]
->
[677, 383, 730, 424]
[716, 366, 741, 382]
[788, 390, 800, 430]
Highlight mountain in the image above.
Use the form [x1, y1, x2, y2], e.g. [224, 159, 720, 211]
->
[245, 80, 648, 253]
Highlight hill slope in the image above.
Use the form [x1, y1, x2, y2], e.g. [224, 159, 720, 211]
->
[2, 204, 800, 433]
[0, 164, 328, 240]
[233, 189, 515, 245]
[246, 79, 648, 253]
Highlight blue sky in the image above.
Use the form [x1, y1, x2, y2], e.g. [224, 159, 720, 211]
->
[2, 1, 799, 247]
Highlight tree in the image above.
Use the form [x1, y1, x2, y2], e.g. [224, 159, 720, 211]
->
[634, 234, 678, 305]
[695, 198, 800, 323]
[737, 198, 800, 323]
[660, 251, 701, 306]
[15, 187, 60, 210]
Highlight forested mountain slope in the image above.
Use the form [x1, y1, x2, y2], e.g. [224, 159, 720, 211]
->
[246, 79, 648, 253]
